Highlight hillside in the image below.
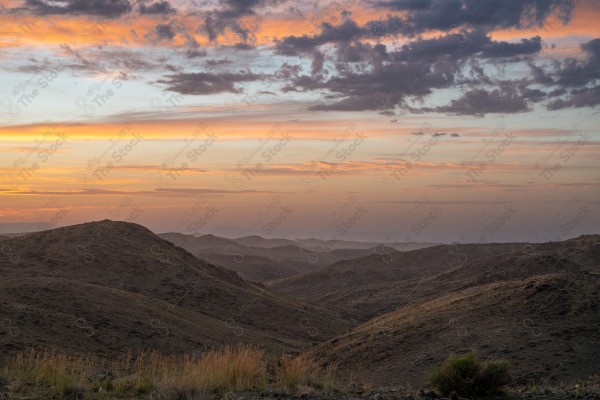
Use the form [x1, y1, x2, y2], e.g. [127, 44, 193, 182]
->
[0, 220, 350, 356]
[200, 253, 299, 282]
[271, 242, 524, 319]
[308, 236, 600, 386]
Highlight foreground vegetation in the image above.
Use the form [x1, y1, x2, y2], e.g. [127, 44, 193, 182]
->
[1, 346, 336, 399]
[428, 352, 513, 397]
[4, 348, 597, 400]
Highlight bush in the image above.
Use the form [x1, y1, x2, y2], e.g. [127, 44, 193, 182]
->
[428, 352, 512, 396]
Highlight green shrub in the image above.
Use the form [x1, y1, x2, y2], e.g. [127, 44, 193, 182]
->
[428, 352, 512, 396]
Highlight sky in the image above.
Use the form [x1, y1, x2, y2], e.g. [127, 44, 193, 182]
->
[0, 0, 599, 243]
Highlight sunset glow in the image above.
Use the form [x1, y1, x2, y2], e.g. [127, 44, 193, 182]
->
[1, 0, 598, 241]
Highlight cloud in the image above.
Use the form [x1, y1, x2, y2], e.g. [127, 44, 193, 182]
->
[275, 19, 364, 56]
[529, 37, 600, 110]
[139, 0, 176, 15]
[157, 71, 263, 95]
[205, 58, 234, 67]
[144, 22, 177, 42]
[274, 0, 570, 50]
[194, 0, 284, 42]
[432, 87, 530, 116]
[275, 27, 545, 114]
[374, 0, 574, 34]
[547, 85, 600, 110]
[23, 0, 133, 17]
[198, 10, 251, 42]
[390, 29, 541, 62]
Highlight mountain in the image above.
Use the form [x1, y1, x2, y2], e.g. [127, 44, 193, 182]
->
[160, 232, 393, 283]
[0, 220, 350, 356]
[295, 238, 440, 251]
[271, 242, 524, 320]
[159, 232, 309, 282]
[308, 235, 600, 386]
[234, 235, 439, 251]
[160, 232, 241, 250]
[234, 235, 298, 248]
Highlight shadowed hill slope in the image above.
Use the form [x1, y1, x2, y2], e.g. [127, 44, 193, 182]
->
[308, 236, 600, 386]
[271, 242, 524, 319]
[0, 220, 350, 356]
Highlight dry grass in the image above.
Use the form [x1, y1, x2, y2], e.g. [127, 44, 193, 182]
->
[276, 354, 336, 391]
[4, 348, 96, 397]
[1, 347, 337, 399]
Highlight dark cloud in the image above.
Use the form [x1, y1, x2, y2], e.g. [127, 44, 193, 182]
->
[276, 19, 541, 63]
[195, 0, 285, 42]
[139, 1, 176, 15]
[554, 38, 600, 87]
[276, 63, 302, 80]
[431, 132, 460, 137]
[390, 29, 542, 62]
[205, 59, 234, 67]
[145, 23, 176, 42]
[157, 71, 263, 95]
[23, 0, 133, 17]
[547, 86, 600, 110]
[335, 42, 388, 68]
[181, 34, 207, 58]
[275, 19, 561, 115]
[374, 0, 574, 34]
[198, 10, 251, 42]
[185, 47, 208, 58]
[300, 61, 454, 112]
[525, 37, 600, 110]
[433, 87, 530, 116]
[275, 19, 363, 56]
[311, 51, 325, 76]
[276, 4, 556, 57]
[232, 42, 255, 50]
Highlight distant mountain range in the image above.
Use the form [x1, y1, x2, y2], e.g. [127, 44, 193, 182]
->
[159, 232, 407, 283]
